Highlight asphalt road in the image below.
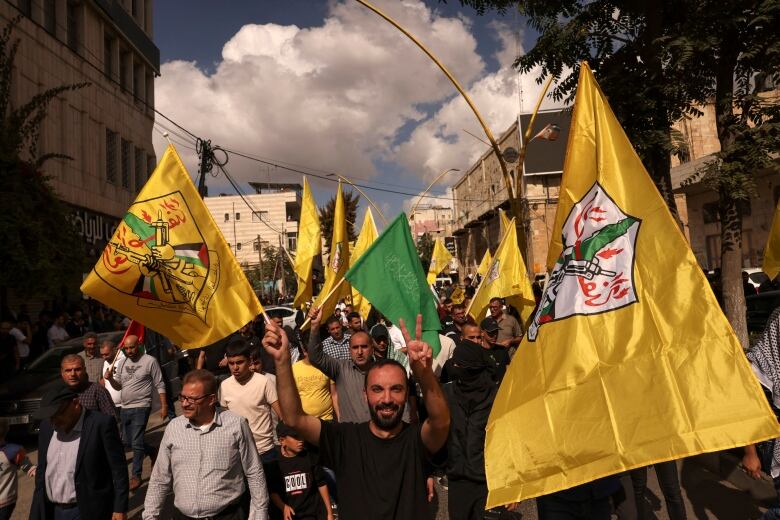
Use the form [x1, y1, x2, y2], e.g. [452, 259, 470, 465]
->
[8, 408, 774, 519]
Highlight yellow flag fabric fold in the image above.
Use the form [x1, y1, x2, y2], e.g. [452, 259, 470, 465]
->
[80, 145, 264, 349]
[293, 177, 322, 309]
[466, 219, 535, 325]
[485, 63, 780, 507]
[499, 208, 512, 239]
[427, 238, 454, 285]
[763, 200, 780, 280]
[476, 249, 493, 279]
[351, 209, 379, 319]
[312, 182, 351, 320]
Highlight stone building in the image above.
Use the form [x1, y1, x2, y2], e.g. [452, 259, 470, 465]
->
[409, 204, 454, 240]
[203, 183, 301, 268]
[2, 0, 158, 257]
[452, 109, 570, 278]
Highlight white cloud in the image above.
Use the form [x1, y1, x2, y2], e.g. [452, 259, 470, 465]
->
[153, 0, 567, 211]
[402, 186, 454, 214]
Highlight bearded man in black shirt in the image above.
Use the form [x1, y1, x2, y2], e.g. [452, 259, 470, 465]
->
[262, 313, 450, 520]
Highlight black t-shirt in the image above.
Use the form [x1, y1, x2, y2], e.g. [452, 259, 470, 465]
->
[268, 447, 327, 519]
[318, 421, 430, 520]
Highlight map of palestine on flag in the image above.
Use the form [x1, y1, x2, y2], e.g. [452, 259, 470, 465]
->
[484, 63, 780, 507]
[80, 144, 264, 349]
[345, 213, 441, 355]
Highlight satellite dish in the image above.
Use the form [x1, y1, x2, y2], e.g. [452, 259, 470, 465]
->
[502, 147, 520, 163]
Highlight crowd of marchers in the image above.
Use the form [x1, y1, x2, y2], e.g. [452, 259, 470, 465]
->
[4, 290, 780, 520]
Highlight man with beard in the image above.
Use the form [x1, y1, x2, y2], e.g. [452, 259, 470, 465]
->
[262, 314, 450, 520]
[442, 304, 469, 341]
[442, 339, 500, 519]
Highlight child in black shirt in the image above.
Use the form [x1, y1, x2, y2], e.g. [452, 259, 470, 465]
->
[269, 422, 333, 520]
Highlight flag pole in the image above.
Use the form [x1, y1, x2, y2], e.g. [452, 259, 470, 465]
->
[300, 277, 348, 330]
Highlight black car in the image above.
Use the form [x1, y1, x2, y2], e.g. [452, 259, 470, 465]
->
[746, 290, 780, 334]
[0, 331, 124, 435]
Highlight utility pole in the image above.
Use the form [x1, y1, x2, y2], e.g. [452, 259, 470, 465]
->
[278, 233, 286, 299]
[196, 138, 228, 199]
[257, 235, 264, 300]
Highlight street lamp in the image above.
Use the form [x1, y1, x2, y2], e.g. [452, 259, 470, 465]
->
[410, 168, 460, 218]
[326, 173, 388, 224]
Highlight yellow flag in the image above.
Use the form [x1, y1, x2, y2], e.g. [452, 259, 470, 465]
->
[466, 219, 535, 325]
[350, 209, 379, 319]
[312, 182, 351, 320]
[293, 177, 321, 309]
[426, 238, 454, 285]
[763, 200, 780, 280]
[80, 145, 263, 349]
[450, 285, 465, 304]
[499, 208, 512, 239]
[485, 63, 780, 507]
[476, 249, 492, 279]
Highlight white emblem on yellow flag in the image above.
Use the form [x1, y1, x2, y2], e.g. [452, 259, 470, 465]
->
[485, 63, 780, 507]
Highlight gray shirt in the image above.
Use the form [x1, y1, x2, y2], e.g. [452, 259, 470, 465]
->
[45, 410, 84, 504]
[113, 354, 165, 409]
[142, 409, 268, 520]
[308, 333, 410, 424]
[78, 351, 105, 384]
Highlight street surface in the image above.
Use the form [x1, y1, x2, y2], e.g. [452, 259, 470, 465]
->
[8, 407, 773, 519]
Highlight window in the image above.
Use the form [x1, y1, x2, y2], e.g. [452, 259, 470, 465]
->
[103, 35, 114, 79]
[133, 62, 143, 101]
[66, 1, 81, 53]
[287, 232, 298, 252]
[43, 0, 56, 34]
[251, 211, 269, 222]
[120, 50, 130, 91]
[236, 243, 242, 251]
[134, 147, 145, 191]
[702, 202, 719, 224]
[235, 212, 241, 221]
[105, 129, 117, 183]
[253, 241, 259, 251]
[121, 139, 131, 188]
[18, 0, 31, 17]
[224, 213, 230, 222]
[147, 155, 156, 180]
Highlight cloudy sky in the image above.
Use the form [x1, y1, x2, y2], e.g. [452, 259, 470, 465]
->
[152, 0, 564, 225]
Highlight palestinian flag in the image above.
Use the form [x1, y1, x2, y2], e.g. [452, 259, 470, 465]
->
[174, 243, 209, 268]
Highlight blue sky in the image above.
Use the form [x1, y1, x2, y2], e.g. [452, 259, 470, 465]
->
[151, 1, 554, 225]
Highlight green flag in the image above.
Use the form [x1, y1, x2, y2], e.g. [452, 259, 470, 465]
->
[345, 213, 441, 356]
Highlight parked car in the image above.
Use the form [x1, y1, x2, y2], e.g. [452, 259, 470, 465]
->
[746, 290, 780, 334]
[0, 331, 123, 436]
[265, 305, 300, 329]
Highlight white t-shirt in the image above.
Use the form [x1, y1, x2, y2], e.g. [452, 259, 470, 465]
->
[47, 324, 68, 348]
[219, 372, 278, 455]
[102, 353, 124, 407]
[10, 328, 28, 358]
[433, 334, 456, 378]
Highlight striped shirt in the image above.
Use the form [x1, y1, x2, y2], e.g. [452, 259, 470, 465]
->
[320, 333, 351, 361]
[142, 409, 268, 520]
[77, 382, 119, 423]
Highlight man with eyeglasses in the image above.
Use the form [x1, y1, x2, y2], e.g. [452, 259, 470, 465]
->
[143, 370, 269, 520]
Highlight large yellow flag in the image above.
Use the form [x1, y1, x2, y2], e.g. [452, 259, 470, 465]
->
[466, 219, 535, 325]
[312, 182, 350, 320]
[293, 177, 321, 309]
[476, 249, 492, 279]
[499, 208, 512, 239]
[763, 200, 780, 280]
[485, 63, 780, 507]
[80, 145, 264, 349]
[350, 209, 379, 319]
[426, 238, 454, 285]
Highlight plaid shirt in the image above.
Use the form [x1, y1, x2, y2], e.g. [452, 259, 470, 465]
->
[143, 409, 268, 520]
[321, 333, 351, 361]
[77, 382, 118, 423]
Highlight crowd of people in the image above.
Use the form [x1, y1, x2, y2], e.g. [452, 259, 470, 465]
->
[3, 280, 780, 519]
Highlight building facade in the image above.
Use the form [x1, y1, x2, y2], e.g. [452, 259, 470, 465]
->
[204, 183, 301, 268]
[410, 204, 454, 240]
[2, 0, 159, 262]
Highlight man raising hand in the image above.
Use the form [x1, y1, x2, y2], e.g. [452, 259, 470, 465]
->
[262, 313, 449, 520]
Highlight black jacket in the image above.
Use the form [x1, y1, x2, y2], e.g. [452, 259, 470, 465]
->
[29, 409, 128, 520]
[443, 381, 498, 483]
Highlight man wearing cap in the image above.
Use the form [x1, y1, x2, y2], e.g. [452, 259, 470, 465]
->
[477, 319, 510, 383]
[488, 297, 523, 355]
[29, 384, 128, 520]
